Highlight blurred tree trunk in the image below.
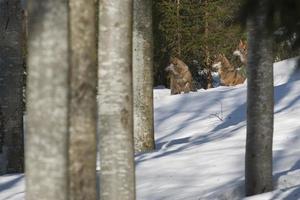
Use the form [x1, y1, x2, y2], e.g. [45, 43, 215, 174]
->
[26, 0, 69, 199]
[68, 0, 97, 199]
[133, 0, 155, 153]
[245, 0, 274, 196]
[0, 0, 25, 174]
[98, 0, 135, 199]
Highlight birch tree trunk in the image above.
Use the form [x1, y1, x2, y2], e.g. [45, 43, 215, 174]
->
[26, 0, 69, 199]
[68, 0, 97, 199]
[98, 0, 136, 199]
[245, 0, 274, 196]
[133, 0, 155, 153]
[0, 0, 24, 174]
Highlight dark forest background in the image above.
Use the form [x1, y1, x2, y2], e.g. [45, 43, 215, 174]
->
[153, 0, 298, 87]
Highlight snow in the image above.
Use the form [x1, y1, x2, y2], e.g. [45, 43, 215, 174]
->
[0, 174, 24, 200]
[1, 57, 300, 199]
[136, 56, 300, 200]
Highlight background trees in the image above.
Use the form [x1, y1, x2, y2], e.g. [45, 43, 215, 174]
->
[0, 0, 25, 174]
[153, 0, 299, 87]
[153, 0, 244, 86]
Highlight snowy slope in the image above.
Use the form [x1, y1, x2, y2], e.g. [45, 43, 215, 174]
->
[136, 57, 300, 200]
[1, 57, 300, 200]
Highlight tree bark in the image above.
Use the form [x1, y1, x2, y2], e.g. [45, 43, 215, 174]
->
[245, 0, 274, 196]
[26, 0, 69, 199]
[204, 0, 210, 66]
[98, 0, 136, 199]
[133, 0, 155, 153]
[0, 0, 24, 174]
[68, 0, 97, 199]
[176, 0, 181, 57]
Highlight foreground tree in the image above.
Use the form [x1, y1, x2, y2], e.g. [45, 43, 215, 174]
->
[98, 0, 136, 199]
[68, 0, 97, 199]
[244, 0, 274, 196]
[133, 0, 155, 153]
[26, 0, 69, 199]
[0, 0, 25, 174]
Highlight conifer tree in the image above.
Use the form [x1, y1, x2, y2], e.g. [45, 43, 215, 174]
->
[153, 0, 244, 86]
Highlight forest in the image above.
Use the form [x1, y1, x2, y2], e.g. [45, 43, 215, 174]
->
[153, 0, 298, 88]
[0, 0, 300, 200]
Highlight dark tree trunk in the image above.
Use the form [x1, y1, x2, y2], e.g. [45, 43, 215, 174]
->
[0, 0, 24, 174]
[68, 0, 98, 199]
[245, 0, 274, 196]
[176, 0, 181, 57]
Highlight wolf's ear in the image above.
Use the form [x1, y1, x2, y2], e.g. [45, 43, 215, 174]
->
[170, 56, 176, 63]
[172, 57, 179, 64]
[243, 41, 247, 49]
[239, 40, 244, 47]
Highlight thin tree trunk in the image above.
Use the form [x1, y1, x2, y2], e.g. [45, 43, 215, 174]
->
[133, 0, 155, 153]
[98, 0, 136, 200]
[68, 0, 97, 199]
[245, 0, 274, 196]
[204, 0, 210, 66]
[26, 0, 69, 199]
[176, 0, 181, 57]
[0, 0, 24, 174]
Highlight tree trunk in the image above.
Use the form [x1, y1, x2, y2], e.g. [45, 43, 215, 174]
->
[245, 0, 274, 196]
[98, 0, 136, 199]
[176, 0, 181, 57]
[26, 0, 69, 199]
[133, 0, 155, 153]
[68, 0, 98, 199]
[0, 0, 24, 174]
[204, 0, 210, 66]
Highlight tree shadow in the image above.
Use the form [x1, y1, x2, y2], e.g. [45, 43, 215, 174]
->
[282, 186, 300, 200]
[154, 90, 227, 143]
[0, 174, 24, 193]
[139, 65, 300, 163]
[271, 127, 300, 199]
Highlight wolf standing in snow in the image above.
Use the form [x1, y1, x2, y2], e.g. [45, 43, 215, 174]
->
[212, 54, 246, 86]
[165, 57, 195, 95]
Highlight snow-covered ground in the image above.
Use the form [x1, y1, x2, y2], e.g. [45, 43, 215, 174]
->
[1, 57, 300, 199]
[137, 57, 300, 200]
[0, 174, 24, 200]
